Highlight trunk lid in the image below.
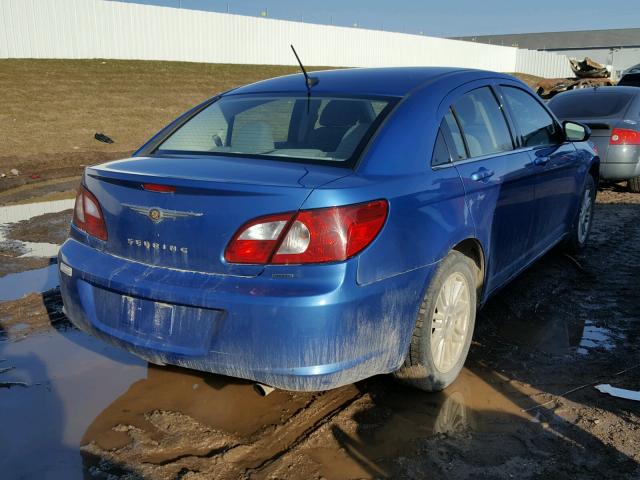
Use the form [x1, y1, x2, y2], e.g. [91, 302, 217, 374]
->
[586, 122, 612, 162]
[84, 155, 351, 276]
[564, 118, 615, 162]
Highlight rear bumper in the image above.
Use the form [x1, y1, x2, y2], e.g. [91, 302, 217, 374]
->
[601, 146, 640, 181]
[600, 162, 640, 181]
[58, 239, 432, 391]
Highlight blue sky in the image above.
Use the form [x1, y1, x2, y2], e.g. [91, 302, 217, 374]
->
[112, 0, 640, 37]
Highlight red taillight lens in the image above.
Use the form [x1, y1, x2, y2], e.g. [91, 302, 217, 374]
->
[224, 212, 294, 264]
[610, 128, 640, 145]
[72, 186, 108, 241]
[224, 200, 388, 265]
[142, 183, 176, 193]
[272, 201, 388, 264]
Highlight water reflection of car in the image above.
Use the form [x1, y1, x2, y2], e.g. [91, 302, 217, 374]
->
[58, 67, 599, 392]
[548, 86, 640, 192]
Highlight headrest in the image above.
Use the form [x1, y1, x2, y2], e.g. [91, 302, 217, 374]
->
[232, 121, 274, 153]
[319, 100, 366, 127]
[455, 95, 481, 124]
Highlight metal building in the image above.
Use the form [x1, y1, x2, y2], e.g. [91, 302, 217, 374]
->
[455, 28, 640, 79]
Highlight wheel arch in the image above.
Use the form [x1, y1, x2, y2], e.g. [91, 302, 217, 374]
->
[451, 238, 486, 302]
[588, 159, 600, 185]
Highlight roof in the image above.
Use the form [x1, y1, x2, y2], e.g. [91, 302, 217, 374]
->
[454, 28, 640, 51]
[226, 67, 486, 97]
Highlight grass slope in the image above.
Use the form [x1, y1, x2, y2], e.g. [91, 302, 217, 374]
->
[0, 59, 328, 160]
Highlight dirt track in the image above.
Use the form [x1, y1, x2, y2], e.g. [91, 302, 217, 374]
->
[1, 186, 639, 479]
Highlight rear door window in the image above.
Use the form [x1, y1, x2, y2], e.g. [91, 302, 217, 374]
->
[442, 109, 467, 161]
[502, 86, 558, 148]
[452, 87, 513, 158]
[431, 130, 452, 167]
[549, 92, 635, 118]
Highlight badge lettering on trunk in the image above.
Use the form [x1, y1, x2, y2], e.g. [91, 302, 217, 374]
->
[127, 238, 189, 254]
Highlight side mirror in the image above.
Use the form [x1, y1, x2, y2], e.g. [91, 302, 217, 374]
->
[564, 121, 591, 142]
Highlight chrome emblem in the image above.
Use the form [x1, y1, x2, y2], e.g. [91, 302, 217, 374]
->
[149, 208, 162, 222]
[123, 204, 203, 223]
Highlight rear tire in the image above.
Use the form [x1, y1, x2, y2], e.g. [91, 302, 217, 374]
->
[394, 251, 477, 392]
[629, 176, 640, 193]
[564, 174, 596, 253]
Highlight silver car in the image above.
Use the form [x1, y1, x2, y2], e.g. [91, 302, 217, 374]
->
[549, 86, 640, 192]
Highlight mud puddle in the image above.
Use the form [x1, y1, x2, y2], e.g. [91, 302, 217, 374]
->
[488, 302, 622, 355]
[0, 198, 75, 259]
[0, 198, 74, 276]
[0, 325, 537, 480]
[0, 263, 59, 301]
[262, 366, 534, 480]
[0, 329, 146, 479]
[577, 320, 618, 354]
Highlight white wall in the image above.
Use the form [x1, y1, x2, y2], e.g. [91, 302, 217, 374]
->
[514, 49, 574, 78]
[0, 0, 573, 77]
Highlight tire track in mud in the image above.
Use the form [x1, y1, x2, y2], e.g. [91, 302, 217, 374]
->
[83, 385, 364, 479]
[173, 386, 364, 473]
[240, 387, 365, 476]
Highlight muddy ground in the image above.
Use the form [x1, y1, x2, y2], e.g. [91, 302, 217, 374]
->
[1, 186, 639, 480]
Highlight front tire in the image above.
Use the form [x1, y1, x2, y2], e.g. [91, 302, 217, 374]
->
[564, 174, 596, 253]
[394, 251, 477, 391]
[629, 176, 640, 193]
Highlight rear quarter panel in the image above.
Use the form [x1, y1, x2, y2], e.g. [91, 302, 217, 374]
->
[303, 171, 472, 286]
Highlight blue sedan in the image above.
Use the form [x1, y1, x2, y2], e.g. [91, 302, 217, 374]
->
[58, 67, 599, 392]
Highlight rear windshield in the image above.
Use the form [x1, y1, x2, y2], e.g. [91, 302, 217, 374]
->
[156, 94, 394, 165]
[619, 73, 640, 87]
[549, 92, 634, 118]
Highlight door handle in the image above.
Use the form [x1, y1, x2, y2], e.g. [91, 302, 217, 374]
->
[533, 156, 549, 166]
[470, 168, 495, 182]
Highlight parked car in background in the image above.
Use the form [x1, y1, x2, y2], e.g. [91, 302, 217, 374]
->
[58, 68, 599, 393]
[618, 64, 640, 87]
[549, 87, 640, 192]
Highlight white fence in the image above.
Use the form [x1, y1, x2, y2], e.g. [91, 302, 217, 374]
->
[0, 0, 573, 78]
[514, 49, 572, 78]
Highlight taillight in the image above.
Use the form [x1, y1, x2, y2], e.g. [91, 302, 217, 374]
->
[73, 186, 108, 241]
[610, 128, 640, 145]
[224, 213, 293, 264]
[224, 200, 388, 265]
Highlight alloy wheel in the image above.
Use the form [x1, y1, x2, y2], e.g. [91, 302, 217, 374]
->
[578, 187, 593, 244]
[431, 272, 471, 373]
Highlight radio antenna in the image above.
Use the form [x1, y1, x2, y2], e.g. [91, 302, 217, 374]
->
[290, 45, 319, 91]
